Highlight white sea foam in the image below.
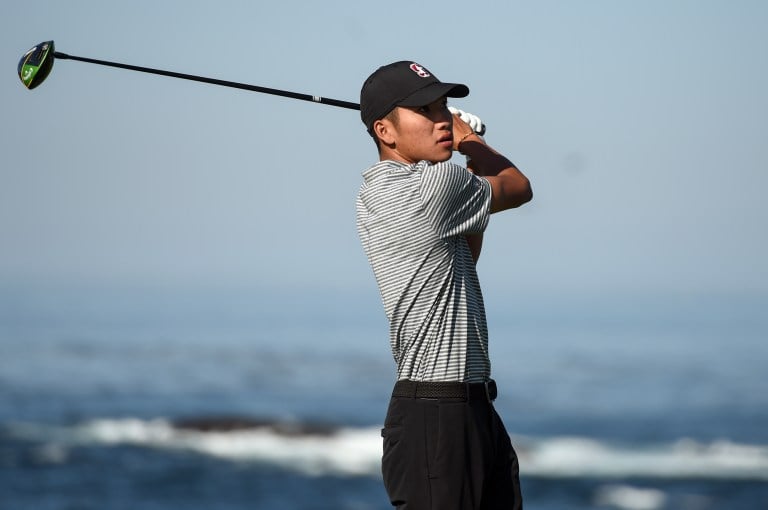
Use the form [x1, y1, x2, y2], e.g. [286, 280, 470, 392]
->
[8, 418, 768, 480]
[31, 442, 69, 465]
[593, 484, 667, 510]
[520, 435, 768, 480]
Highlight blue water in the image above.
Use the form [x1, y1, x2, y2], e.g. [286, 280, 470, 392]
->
[1, 286, 767, 509]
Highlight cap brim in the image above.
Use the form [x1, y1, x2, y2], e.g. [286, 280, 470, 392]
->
[398, 82, 469, 108]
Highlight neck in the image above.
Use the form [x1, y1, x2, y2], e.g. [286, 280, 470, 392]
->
[379, 146, 415, 164]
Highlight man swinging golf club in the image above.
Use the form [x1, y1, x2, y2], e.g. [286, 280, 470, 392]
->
[356, 61, 532, 509]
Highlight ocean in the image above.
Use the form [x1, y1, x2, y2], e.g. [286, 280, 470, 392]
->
[1, 286, 767, 510]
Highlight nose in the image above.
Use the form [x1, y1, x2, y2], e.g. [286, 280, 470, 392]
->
[436, 106, 452, 125]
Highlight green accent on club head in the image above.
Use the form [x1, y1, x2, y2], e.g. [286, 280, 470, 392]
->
[18, 41, 55, 90]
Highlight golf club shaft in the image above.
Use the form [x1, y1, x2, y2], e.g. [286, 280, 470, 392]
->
[53, 51, 361, 110]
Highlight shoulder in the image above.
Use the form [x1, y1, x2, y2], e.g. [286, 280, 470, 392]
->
[420, 160, 465, 178]
[419, 160, 490, 196]
[360, 160, 415, 187]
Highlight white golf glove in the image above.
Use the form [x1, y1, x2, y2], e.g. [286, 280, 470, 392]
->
[448, 106, 486, 135]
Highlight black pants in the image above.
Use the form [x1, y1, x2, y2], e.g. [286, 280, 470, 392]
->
[381, 391, 523, 509]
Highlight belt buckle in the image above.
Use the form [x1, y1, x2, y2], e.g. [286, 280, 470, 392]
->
[484, 380, 496, 402]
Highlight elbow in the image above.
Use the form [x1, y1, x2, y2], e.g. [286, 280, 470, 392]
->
[506, 179, 533, 210]
[488, 172, 533, 213]
[516, 179, 533, 207]
[490, 179, 532, 213]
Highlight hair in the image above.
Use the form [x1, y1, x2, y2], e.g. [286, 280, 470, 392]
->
[371, 108, 400, 152]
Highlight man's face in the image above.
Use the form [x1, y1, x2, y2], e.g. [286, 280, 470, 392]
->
[383, 97, 454, 164]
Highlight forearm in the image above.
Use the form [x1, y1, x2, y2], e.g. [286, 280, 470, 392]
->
[458, 134, 515, 177]
[459, 134, 532, 213]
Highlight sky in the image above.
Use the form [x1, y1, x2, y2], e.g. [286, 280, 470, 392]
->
[2, 0, 767, 307]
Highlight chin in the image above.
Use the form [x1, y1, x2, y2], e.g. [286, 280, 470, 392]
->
[426, 150, 453, 163]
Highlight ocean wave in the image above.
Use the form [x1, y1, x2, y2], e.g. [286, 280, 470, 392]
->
[6, 417, 768, 480]
[521, 435, 768, 480]
[593, 484, 667, 510]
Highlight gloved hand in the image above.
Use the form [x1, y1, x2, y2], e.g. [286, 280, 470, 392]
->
[448, 106, 486, 136]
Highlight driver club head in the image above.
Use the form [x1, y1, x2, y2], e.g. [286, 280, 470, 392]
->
[19, 41, 55, 90]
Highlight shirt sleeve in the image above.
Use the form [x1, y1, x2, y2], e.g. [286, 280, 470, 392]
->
[419, 161, 492, 238]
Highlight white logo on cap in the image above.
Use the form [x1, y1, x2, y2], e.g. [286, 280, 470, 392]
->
[409, 63, 431, 78]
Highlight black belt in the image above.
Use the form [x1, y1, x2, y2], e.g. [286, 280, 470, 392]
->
[392, 379, 497, 402]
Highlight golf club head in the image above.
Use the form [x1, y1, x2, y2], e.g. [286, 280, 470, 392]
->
[19, 41, 55, 90]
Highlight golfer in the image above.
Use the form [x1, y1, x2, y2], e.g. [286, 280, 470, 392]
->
[356, 61, 532, 509]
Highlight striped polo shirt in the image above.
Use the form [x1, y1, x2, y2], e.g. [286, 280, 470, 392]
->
[356, 159, 492, 383]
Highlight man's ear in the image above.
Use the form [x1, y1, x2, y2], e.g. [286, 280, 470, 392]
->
[373, 119, 396, 146]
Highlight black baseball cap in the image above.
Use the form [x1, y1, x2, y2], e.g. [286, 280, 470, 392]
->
[360, 61, 469, 132]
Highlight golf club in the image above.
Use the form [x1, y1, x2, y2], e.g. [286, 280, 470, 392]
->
[18, 40, 361, 110]
[18, 41, 485, 135]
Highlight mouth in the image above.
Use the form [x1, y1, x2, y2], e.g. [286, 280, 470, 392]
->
[438, 135, 453, 148]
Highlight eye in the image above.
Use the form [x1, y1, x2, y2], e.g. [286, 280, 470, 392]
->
[417, 99, 449, 115]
